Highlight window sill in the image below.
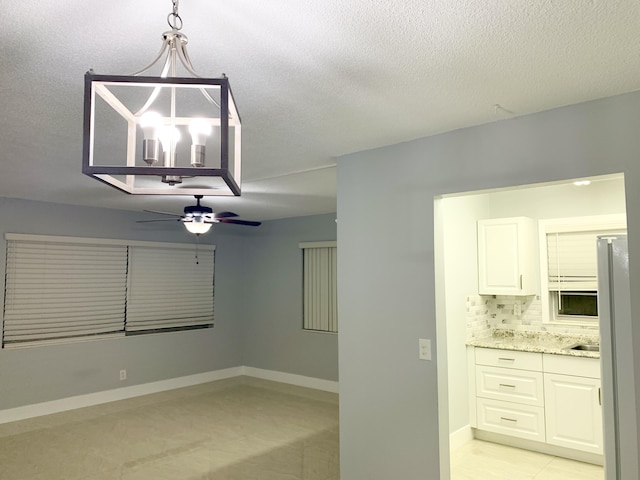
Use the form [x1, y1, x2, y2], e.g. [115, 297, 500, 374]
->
[542, 320, 599, 328]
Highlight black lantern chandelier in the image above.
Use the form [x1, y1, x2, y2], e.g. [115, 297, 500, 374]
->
[82, 0, 241, 196]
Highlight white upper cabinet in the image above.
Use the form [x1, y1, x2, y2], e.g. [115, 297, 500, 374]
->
[477, 217, 536, 295]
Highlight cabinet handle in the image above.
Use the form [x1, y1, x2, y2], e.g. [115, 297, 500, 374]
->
[599, 387, 602, 406]
[499, 383, 516, 389]
[500, 417, 518, 423]
[520, 275, 523, 290]
[498, 357, 515, 362]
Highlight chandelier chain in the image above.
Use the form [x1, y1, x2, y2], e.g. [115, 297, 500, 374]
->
[167, 0, 183, 30]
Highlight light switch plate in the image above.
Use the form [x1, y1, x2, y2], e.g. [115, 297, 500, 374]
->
[419, 338, 432, 361]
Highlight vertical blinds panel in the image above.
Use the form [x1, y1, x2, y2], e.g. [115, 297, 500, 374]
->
[126, 246, 214, 331]
[3, 241, 128, 345]
[303, 246, 337, 333]
[329, 247, 337, 333]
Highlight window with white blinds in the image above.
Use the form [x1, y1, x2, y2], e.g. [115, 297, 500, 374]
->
[126, 246, 214, 332]
[2, 234, 215, 348]
[4, 237, 128, 347]
[539, 214, 626, 325]
[300, 242, 337, 333]
[547, 231, 603, 290]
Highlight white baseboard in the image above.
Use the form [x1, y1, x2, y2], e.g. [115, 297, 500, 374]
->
[474, 429, 604, 466]
[449, 425, 473, 452]
[242, 366, 339, 393]
[0, 366, 337, 425]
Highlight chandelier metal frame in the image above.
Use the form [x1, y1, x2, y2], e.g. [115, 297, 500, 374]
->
[82, 0, 242, 196]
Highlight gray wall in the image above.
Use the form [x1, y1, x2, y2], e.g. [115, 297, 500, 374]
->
[439, 194, 489, 435]
[337, 91, 640, 479]
[0, 199, 337, 410]
[0, 197, 245, 409]
[240, 214, 339, 381]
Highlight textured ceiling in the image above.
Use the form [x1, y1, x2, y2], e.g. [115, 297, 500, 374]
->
[2, 0, 640, 221]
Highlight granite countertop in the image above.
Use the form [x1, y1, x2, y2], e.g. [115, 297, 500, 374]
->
[466, 330, 600, 358]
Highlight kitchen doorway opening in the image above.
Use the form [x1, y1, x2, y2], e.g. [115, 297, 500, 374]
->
[434, 173, 630, 479]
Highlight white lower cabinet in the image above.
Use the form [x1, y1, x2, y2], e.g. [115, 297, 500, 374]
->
[474, 348, 545, 442]
[472, 347, 603, 456]
[543, 355, 603, 455]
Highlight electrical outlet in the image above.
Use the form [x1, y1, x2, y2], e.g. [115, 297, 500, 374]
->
[514, 303, 522, 316]
[120, 369, 127, 381]
[419, 339, 432, 361]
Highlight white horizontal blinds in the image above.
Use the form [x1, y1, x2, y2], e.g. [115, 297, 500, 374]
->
[126, 246, 214, 332]
[3, 240, 128, 346]
[302, 245, 337, 333]
[547, 231, 601, 290]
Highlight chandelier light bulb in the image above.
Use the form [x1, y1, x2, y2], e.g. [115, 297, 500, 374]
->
[158, 126, 182, 185]
[139, 112, 163, 165]
[139, 112, 163, 139]
[158, 126, 181, 153]
[189, 119, 212, 145]
[189, 119, 212, 167]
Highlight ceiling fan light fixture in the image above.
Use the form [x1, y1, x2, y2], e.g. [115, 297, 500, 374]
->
[136, 195, 260, 231]
[82, 0, 242, 196]
[184, 218, 212, 235]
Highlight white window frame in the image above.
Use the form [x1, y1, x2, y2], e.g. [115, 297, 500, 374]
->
[299, 241, 337, 334]
[3, 234, 215, 348]
[538, 214, 626, 325]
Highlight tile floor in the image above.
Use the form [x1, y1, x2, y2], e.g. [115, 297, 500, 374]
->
[0, 377, 339, 480]
[450, 438, 604, 480]
[0, 376, 605, 480]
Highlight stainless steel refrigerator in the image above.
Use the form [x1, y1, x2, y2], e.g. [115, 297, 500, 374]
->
[597, 235, 639, 479]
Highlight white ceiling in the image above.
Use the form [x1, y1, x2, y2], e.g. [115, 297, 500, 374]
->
[2, 0, 640, 221]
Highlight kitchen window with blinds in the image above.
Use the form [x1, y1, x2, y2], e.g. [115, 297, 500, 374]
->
[539, 215, 626, 325]
[2, 234, 215, 348]
[300, 241, 337, 333]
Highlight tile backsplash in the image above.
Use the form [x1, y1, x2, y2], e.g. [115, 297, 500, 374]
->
[466, 294, 600, 341]
[466, 296, 491, 340]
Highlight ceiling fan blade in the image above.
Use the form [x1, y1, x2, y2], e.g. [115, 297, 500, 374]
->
[136, 219, 181, 223]
[217, 218, 262, 227]
[214, 211, 239, 219]
[143, 209, 182, 217]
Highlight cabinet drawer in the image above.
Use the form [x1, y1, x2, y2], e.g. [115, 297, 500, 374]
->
[477, 397, 546, 442]
[543, 354, 600, 378]
[476, 365, 544, 406]
[475, 347, 542, 371]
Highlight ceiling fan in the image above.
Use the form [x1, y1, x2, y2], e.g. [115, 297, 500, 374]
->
[137, 195, 261, 234]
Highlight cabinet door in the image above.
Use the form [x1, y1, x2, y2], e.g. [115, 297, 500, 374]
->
[477, 217, 536, 295]
[544, 373, 603, 454]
